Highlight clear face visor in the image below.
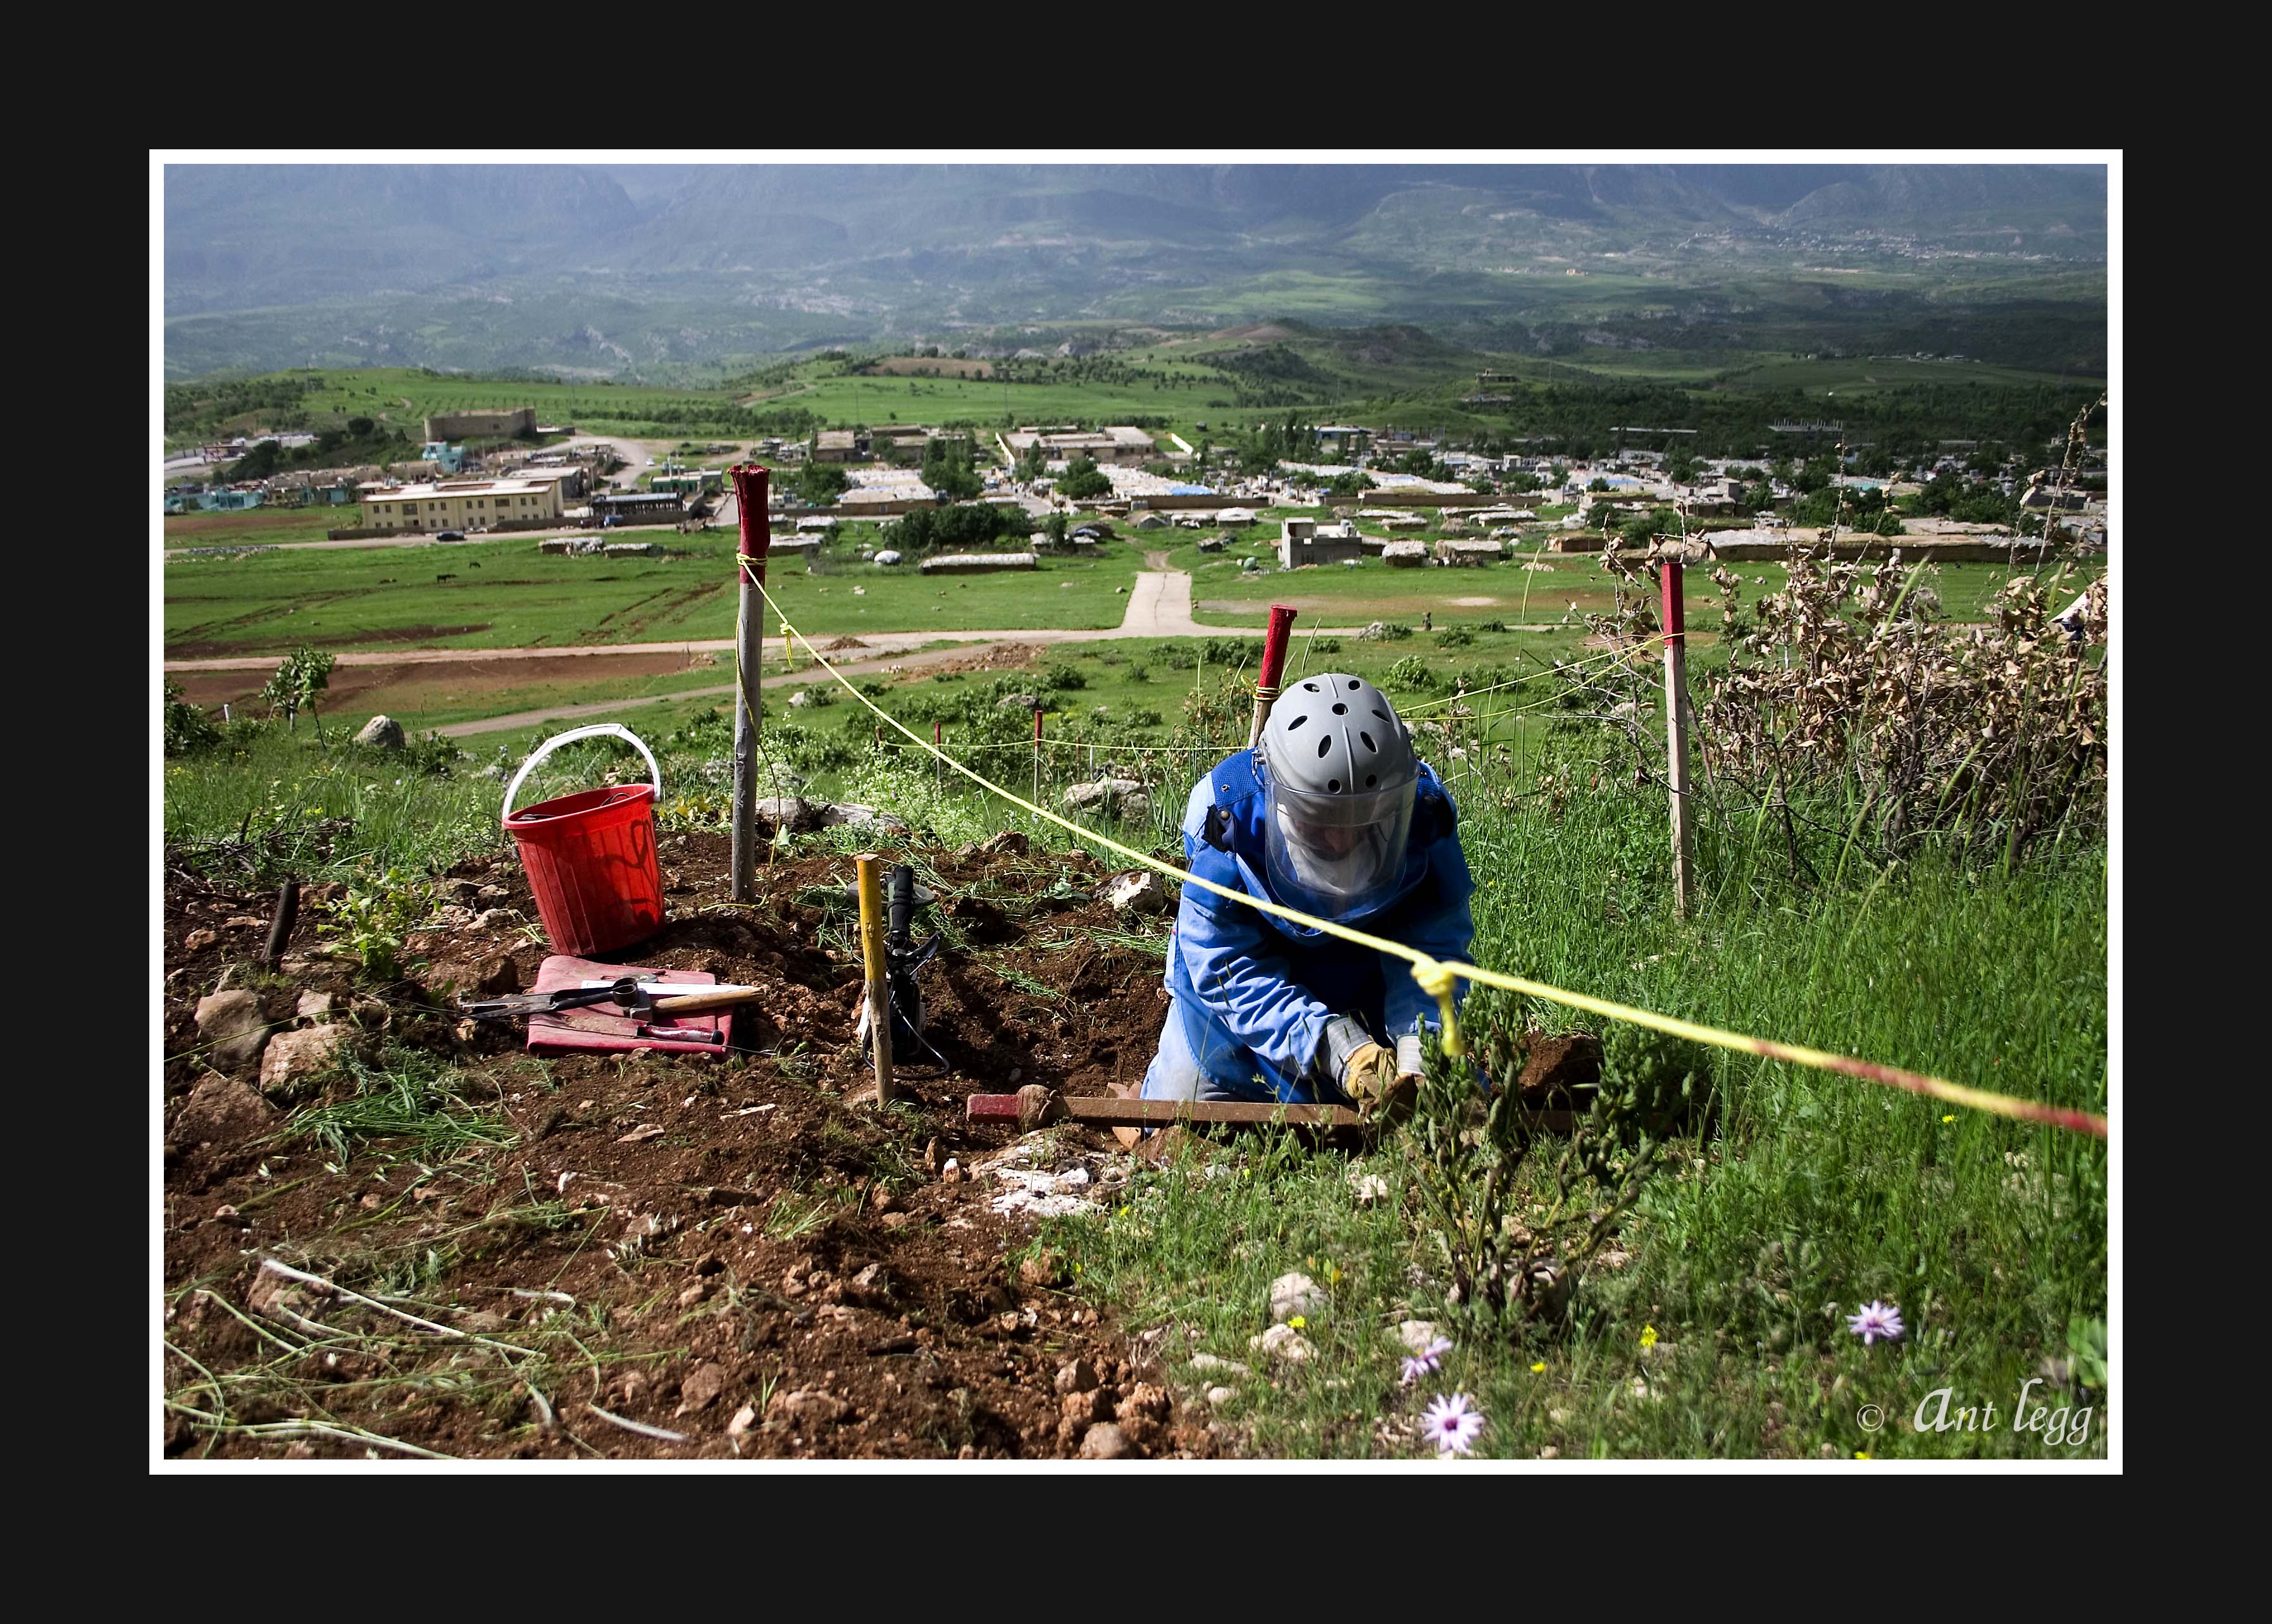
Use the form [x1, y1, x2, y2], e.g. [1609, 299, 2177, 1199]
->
[1262, 774, 1417, 919]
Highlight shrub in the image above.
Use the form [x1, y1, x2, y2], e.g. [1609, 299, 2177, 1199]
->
[1386, 654, 1437, 690]
[163, 678, 222, 756]
[1435, 625, 1476, 648]
[260, 648, 336, 734]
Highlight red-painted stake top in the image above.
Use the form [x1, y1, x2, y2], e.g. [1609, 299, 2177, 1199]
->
[728, 464, 772, 581]
[1259, 603, 1298, 690]
[1660, 557, 1685, 649]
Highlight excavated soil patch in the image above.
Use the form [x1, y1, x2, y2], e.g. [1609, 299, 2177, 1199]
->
[161, 830, 1214, 1461]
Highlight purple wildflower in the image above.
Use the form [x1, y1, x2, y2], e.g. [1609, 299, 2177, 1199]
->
[1846, 1300, 1904, 1346]
[1399, 1336, 1455, 1386]
[1419, 1392, 1486, 1456]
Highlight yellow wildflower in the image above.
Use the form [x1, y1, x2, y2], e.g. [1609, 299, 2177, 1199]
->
[1289, 1315, 1307, 1330]
[1530, 1361, 1546, 1374]
[1854, 1450, 1873, 1460]
[1941, 1114, 1956, 1123]
[1639, 1325, 1658, 1349]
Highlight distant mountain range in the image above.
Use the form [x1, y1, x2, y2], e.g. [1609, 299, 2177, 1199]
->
[162, 163, 2107, 379]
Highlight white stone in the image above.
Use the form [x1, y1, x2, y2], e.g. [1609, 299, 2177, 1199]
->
[1395, 1320, 1441, 1354]
[1100, 870, 1167, 914]
[1268, 1272, 1327, 1323]
[1249, 1323, 1314, 1363]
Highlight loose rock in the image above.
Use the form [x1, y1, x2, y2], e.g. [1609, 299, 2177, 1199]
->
[1099, 870, 1167, 915]
[194, 989, 270, 1070]
[1269, 1272, 1327, 1323]
[353, 715, 407, 750]
[259, 1024, 345, 1097]
[1250, 1323, 1315, 1363]
[168, 1074, 277, 1150]
[676, 1361, 728, 1415]
[295, 989, 333, 1023]
[766, 1387, 849, 1429]
[1055, 1358, 1100, 1396]
[1395, 1320, 1442, 1354]
[1079, 1422, 1131, 1460]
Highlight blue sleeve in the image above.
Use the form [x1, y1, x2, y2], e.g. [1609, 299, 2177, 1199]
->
[1379, 829, 1477, 1039]
[1172, 851, 1332, 1094]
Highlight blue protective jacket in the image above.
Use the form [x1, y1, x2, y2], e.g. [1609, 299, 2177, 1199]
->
[1164, 747, 1475, 1103]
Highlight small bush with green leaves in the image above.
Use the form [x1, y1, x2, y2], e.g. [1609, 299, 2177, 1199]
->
[1595, 1026, 1717, 1141]
[164, 678, 223, 756]
[1385, 654, 1437, 691]
[1435, 625, 1477, 648]
[323, 865, 432, 982]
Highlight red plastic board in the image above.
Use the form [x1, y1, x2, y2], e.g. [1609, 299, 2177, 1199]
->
[525, 955, 733, 1058]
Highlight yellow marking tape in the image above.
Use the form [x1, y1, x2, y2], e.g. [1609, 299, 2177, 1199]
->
[733, 570, 2107, 1139]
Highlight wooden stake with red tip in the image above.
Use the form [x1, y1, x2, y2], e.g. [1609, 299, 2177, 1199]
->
[1248, 603, 1300, 748]
[727, 464, 772, 903]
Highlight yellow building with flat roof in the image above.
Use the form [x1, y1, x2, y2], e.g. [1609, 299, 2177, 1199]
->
[363, 478, 564, 532]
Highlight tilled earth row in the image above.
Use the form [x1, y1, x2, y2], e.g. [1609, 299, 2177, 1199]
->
[161, 827, 1222, 1460]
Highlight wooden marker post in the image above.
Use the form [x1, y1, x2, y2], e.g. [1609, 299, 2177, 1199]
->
[1246, 603, 1300, 748]
[727, 464, 772, 903]
[855, 852, 896, 1104]
[1661, 554, 1696, 917]
[1033, 705, 1043, 816]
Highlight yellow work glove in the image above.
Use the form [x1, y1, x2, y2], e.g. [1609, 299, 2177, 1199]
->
[1342, 1043, 1417, 1122]
[1340, 1041, 1398, 1104]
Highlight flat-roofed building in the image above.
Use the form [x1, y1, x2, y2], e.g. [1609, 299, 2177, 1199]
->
[364, 478, 564, 532]
[1004, 426, 1157, 466]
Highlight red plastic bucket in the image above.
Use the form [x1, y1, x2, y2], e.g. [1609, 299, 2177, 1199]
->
[501, 723, 666, 956]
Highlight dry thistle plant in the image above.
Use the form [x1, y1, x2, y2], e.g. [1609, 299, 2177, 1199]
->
[1696, 555, 2106, 862]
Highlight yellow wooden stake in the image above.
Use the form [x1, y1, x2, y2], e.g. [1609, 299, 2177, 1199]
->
[855, 852, 896, 1104]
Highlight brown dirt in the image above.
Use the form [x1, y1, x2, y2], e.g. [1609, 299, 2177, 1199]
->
[161, 831, 1213, 1463]
[167, 624, 497, 662]
[914, 642, 1041, 679]
[172, 650, 715, 716]
[165, 511, 345, 537]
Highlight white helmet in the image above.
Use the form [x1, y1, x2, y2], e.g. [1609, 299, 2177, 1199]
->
[1257, 673, 1419, 919]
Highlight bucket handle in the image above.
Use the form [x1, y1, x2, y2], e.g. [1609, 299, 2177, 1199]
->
[502, 722, 663, 822]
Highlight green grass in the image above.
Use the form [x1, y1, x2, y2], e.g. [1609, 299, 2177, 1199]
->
[163, 530, 1148, 657]
[1044, 787, 2107, 1460]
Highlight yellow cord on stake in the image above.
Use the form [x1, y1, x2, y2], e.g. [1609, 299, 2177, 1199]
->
[741, 576, 2107, 1139]
[1410, 958, 1464, 1057]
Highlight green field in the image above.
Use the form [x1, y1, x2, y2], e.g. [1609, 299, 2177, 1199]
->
[163, 529, 1150, 656]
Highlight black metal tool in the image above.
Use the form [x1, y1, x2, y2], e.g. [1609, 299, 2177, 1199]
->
[857, 865, 941, 1060]
[457, 975, 754, 1020]
[884, 864, 942, 1052]
[459, 976, 656, 1021]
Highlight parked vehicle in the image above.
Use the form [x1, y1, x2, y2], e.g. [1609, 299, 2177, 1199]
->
[437, 529, 465, 540]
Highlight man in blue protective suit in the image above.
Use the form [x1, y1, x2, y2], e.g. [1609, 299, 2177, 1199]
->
[1135, 671, 1474, 1125]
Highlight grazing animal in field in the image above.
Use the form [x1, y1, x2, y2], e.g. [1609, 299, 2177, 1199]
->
[470, 562, 481, 568]
[436, 573, 457, 583]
